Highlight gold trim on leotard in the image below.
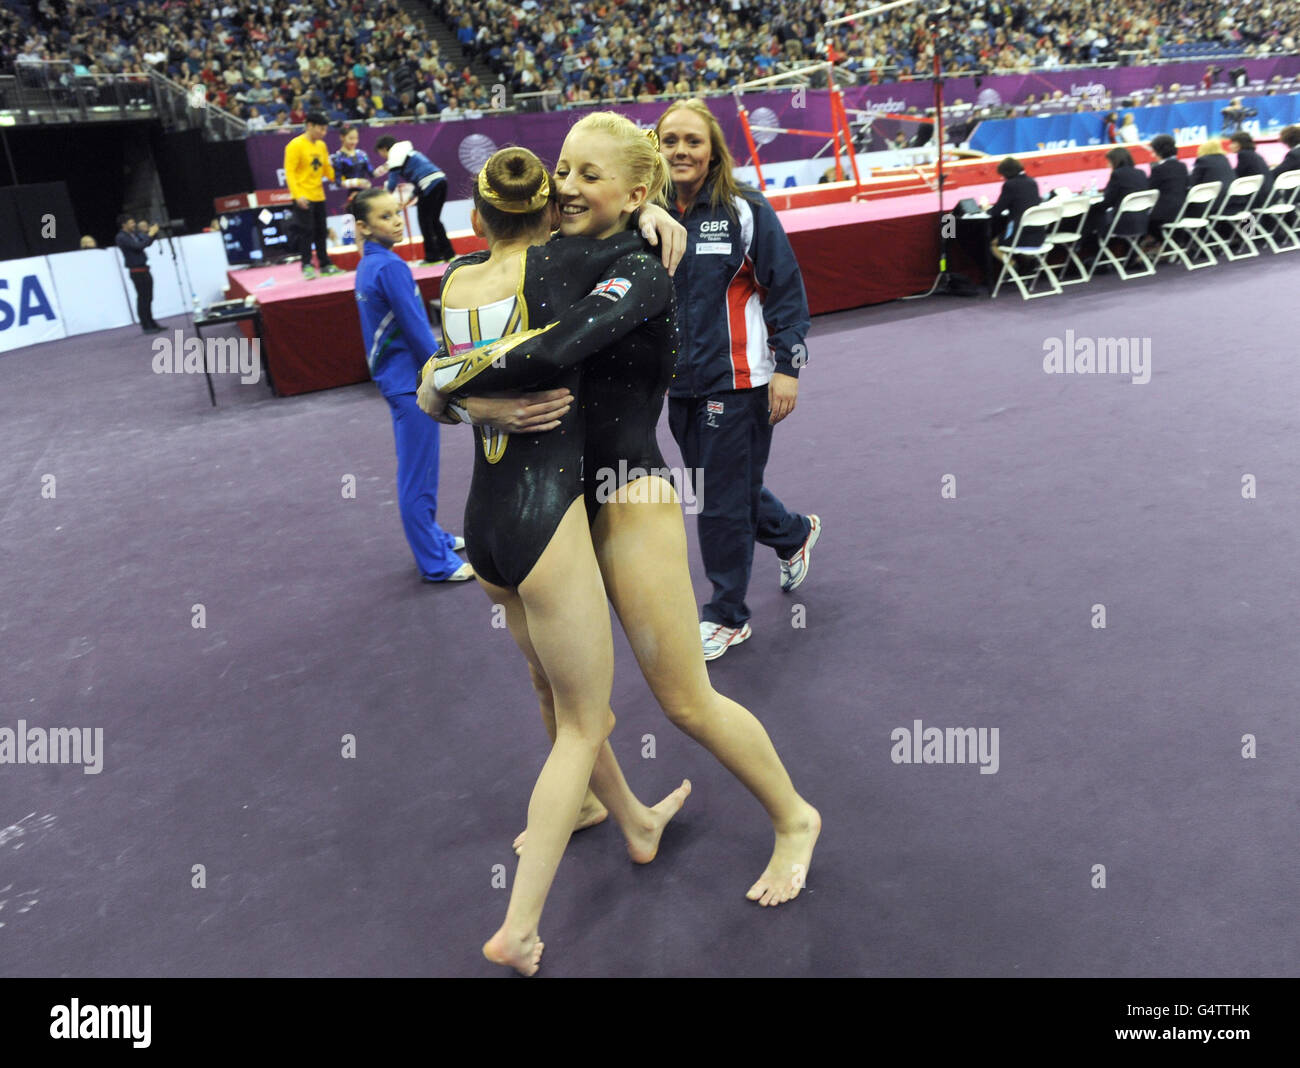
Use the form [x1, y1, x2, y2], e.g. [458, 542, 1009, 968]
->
[515, 248, 530, 332]
[432, 321, 559, 394]
[431, 250, 543, 464]
[481, 249, 530, 465]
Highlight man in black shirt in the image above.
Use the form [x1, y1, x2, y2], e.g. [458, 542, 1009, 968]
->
[115, 214, 163, 334]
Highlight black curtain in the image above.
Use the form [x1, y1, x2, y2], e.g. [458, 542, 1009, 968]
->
[0, 122, 129, 248]
[0, 121, 255, 247]
[151, 127, 254, 234]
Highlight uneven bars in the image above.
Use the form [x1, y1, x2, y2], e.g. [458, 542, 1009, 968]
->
[826, 0, 920, 27]
[731, 61, 832, 92]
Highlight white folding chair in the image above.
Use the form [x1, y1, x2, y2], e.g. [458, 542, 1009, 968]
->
[1251, 169, 1300, 254]
[1033, 194, 1093, 287]
[1088, 189, 1160, 280]
[1207, 174, 1265, 260]
[1155, 181, 1222, 270]
[991, 201, 1064, 300]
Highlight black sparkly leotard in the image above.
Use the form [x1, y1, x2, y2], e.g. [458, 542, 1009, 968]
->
[433, 232, 642, 588]
[431, 243, 677, 534]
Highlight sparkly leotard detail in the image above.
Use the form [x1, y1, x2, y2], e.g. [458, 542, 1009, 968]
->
[434, 233, 644, 587]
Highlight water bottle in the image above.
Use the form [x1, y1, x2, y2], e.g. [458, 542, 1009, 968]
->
[192, 292, 203, 319]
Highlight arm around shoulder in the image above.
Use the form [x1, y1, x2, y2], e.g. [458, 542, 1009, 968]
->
[433, 249, 673, 395]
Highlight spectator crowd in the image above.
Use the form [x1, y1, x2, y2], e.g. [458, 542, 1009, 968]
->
[2, 0, 494, 126]
[434, 0, 1300, 102]
[3, 0, 1299, 126]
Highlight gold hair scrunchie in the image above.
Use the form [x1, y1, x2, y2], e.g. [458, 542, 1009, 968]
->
[644, 128, 660, 151]
[477, 168, 551, 213]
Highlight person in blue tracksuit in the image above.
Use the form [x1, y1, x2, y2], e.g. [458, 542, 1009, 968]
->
[374, 135, 455, 264]
[655, 99, 821, 662]
[351, 187, 471, 582]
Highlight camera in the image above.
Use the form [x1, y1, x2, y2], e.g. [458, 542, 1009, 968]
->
[1221, 102, 1257, 133]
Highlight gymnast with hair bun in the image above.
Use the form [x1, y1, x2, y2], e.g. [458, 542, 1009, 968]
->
[417, 146, 692, 977]
[421, 114, 819, 978]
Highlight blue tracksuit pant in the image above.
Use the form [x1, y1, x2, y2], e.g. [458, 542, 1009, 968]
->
[387, 391, 462, 580]
[668, 387, 809, 628]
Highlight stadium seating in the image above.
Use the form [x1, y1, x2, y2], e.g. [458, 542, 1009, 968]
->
[4, 0, 1297, 122]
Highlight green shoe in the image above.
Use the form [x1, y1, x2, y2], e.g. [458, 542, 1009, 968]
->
[319, 265, 345, 276]
[301, 265, 318, 280]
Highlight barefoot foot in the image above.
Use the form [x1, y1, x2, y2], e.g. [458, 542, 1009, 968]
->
[483, 928, 544, 976]
[513, 792, 607, 855]
[625, 779, 692, 864]
[747, 802, 821, 907]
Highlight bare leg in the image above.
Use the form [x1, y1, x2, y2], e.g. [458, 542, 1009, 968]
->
[519, 650, 610, 837]
[479, 498, 616, 974]
[592, 478, 821, 906]
[499, 591, 691, 863]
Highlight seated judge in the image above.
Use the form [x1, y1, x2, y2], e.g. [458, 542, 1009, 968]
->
[1271, 124, 1300, 177]
[985, 156, 1041, 236]
[1081, 147, 1150, 256]
[1227, 130, 1273, 207]
[1189, 139, 1236, 215]
[1100, 146, 1150, 213]
[980, 156, 1041, 260]
[1146, 134, 1189, 239]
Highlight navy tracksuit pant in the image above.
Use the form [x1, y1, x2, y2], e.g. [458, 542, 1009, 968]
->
[669, 386, 810, 628]
[416, 179, 454, 262]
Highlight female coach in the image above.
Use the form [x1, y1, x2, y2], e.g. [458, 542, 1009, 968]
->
[654, 99, 821, 662]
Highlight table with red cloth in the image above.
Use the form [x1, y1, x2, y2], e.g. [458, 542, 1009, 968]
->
[226, 144, 1288, 395]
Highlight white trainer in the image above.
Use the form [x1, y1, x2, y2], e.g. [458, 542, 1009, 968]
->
[780, 514, 821, 593]
[701, 620, 752, 661]
[424, 562, 474, 583]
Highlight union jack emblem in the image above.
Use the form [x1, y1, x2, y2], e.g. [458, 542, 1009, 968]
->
[589, 277, 631, 302]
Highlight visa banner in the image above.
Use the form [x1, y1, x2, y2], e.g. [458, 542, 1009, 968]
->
[970, 93, 1300, 155]
[0, 255, 66, 354]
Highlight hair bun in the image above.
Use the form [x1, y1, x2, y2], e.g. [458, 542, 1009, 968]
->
[479, 147, 551, 214]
